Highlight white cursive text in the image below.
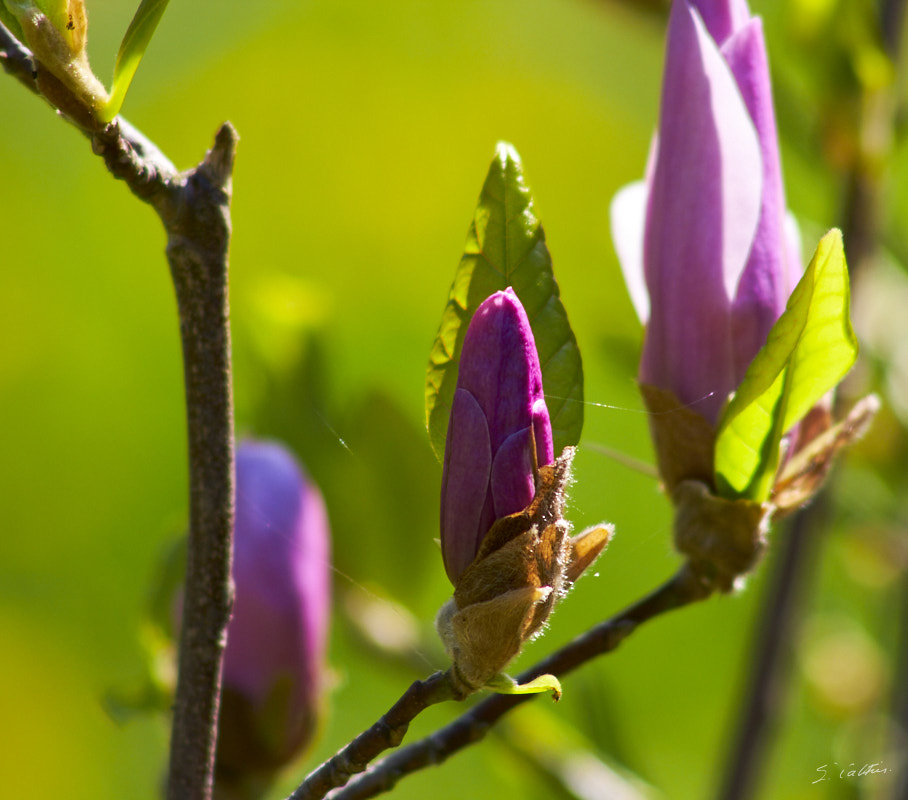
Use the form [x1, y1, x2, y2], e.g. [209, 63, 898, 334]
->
[813, 762, 891, 784]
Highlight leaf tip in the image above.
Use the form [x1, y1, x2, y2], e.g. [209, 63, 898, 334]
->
[494, 140, 521, 166]
[817, 228, 845, 261]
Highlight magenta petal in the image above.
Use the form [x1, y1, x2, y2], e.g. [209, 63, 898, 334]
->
[722, 18, 791, 380]
[226, 440, 331, 740]
[457, 288, 546, 452]
[490, 426, 536, 521]
[440, 388, 493, 582]
[640, 0, 762, 422]
[531, 397, 554, 467]
[439, 288, 555, 583]
[689, 0, 751, 45]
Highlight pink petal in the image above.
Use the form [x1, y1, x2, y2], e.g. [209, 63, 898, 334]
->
[440, 388, 493, 582]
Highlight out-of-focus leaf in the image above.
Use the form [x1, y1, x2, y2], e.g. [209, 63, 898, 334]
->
[103, 0, 169, 121]
[342, 389, 440, 605]
[715, 229, 858, 501]
[102, 623, 175, 723]
[0, 1, 26, 41]
[148, 535, 186, 638]
[425, 142, 584, 460]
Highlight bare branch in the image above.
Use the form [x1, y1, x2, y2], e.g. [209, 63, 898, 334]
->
[163, 121, 238, 800]
[2, 29, 239, 800]
[715, 501, 825, 800]
[284, 564, 712, 800]
[90, 118, 176, 204]
[286, 671, 458, 800]
[0, 21, 37, 95]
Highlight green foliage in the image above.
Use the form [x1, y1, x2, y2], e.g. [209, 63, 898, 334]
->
[103, 0, 169, 121]
[714, 229, 858, 501]
[425, 142, 584, 461]
[0, 0, 26, 41]
[486, 671, 562, 699]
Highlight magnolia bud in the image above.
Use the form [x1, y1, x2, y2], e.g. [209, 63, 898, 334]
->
[611, 0, 800, 427]
[436, 289, 611, 697]
[440, 287, 554, 584]
[215, 440, 331, 793]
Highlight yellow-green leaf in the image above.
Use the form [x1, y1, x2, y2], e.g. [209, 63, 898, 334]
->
[1, 0, 27, 42]
[714, 229, 858, 501]
[486, 672, 562, 700]
[102, 0, 169, 122]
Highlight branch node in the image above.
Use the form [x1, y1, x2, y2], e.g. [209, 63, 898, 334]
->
[374, 717, 405, 750]
[320, 564, 715, 800]
[200, 122, 239, 190]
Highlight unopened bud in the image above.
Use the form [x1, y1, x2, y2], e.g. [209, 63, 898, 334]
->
[215, 440, 331, 792]
[437, 290, 612, 696]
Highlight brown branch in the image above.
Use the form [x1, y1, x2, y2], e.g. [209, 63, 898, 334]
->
[161, 122, 238, 800]
[891, 573, 908, 800]
[0, 21, 38, 95]
[284, 564, 712, 800]
[714, 500, 826, 800]
[881, 0, 908, 62]
[1, 27, 239, 800]
[286, 671, 458, 800]
[90, 118, 177, 204]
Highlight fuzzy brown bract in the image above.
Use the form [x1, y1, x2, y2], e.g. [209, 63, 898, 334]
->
[436, 447, 612, 697]
[771, 394, 879, 516]
[640, 382, 879, 592]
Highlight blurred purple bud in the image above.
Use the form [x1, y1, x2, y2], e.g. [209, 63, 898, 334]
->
[611, 0, 801, 425]
[216, 439, 331, 782]
[440, 288, 554, 583]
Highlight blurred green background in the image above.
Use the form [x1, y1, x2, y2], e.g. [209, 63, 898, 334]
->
[1, 0, 906, 798]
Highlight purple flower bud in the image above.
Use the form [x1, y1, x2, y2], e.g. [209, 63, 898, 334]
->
[440, 288, 554, 584]
[217, 439, 331, 779]
[611, 0, 801, 425]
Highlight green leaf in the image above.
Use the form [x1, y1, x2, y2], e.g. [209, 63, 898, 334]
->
[715, 229, 858, 501]
[0, 0, 27, 42]
[102, 622, 175, 723]
[425, 142, 584, 460]
[102, 0, 169, 122]
[486, 672, 562, 700]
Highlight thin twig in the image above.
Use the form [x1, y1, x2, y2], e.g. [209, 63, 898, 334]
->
[881, 0, 908, 61]
[2, 30, 239, 800]
[714, 500, 825, 800]
[0, 21, 37, 95]
[294, 564, 712, 800]
[91, 112, 239, 800]
[874, 11, 908, 800]
[892, 572, 908, 799]
[286, 671, 458, 800]
[840, 0, 908, 270]
[162, 122, 239, 800]
[90, 119, 176, 204]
